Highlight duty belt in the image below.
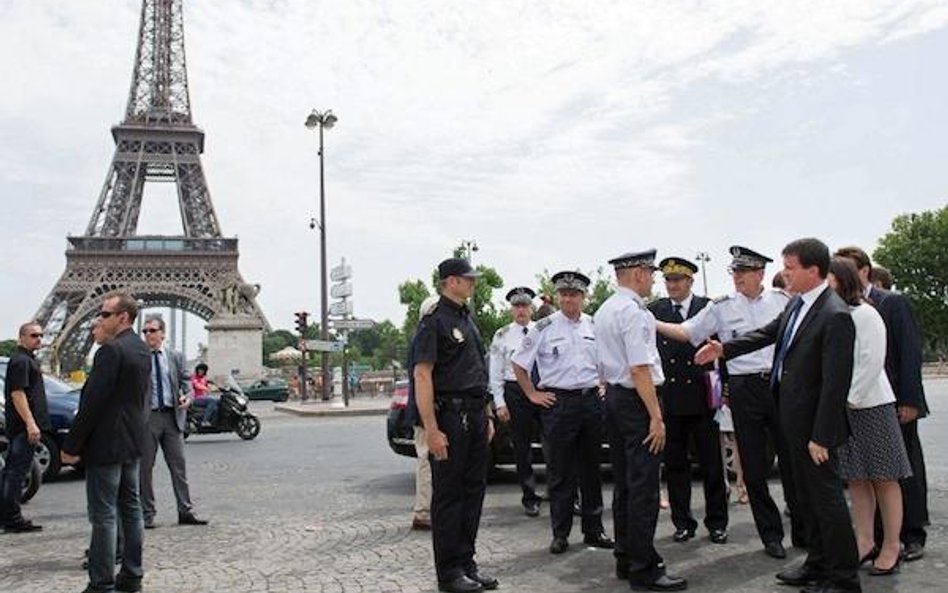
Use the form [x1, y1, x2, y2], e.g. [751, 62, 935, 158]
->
[733, 371, 771, 382]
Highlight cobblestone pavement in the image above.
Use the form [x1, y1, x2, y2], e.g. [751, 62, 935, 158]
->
[2, 383, 947, 592]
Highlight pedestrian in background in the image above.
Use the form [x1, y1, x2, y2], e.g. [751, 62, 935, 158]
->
[1, 322, 50, 533]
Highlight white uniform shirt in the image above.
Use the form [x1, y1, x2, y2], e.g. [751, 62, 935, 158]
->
[681, 287, 790, 375]
[512, 310, 599, 390]
[488, 320, 534, 408]
[593, 286, 665, 387]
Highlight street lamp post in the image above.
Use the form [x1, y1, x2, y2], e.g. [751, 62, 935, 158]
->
[305, 108, 338, 401]
[460, 239, 478, 262]
[695, 251, 711, 296]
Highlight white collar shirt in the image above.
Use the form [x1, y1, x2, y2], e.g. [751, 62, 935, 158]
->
[787, 281, 828, 344]
[488, 320, 534, 408]
[593, 287, 664, 387]
[681, 287, 790, 374]
[149, 347, 174, 409]
[512, 310, 599, 390]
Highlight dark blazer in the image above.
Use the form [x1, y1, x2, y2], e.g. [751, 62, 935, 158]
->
[649, 295, 713, 416]
[723, 287, 855, 448]
[64, 327, 152, 466]
[868, 286, 928, 416]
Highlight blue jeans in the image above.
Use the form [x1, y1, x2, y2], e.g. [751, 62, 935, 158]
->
[85, 460, 144, 591]
[0, 433, 33, 524]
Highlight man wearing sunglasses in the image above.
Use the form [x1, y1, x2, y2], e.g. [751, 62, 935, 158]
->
[139, 314, 207, 530]
[1, 322, 51, 533]
[62, 292, 151, 593]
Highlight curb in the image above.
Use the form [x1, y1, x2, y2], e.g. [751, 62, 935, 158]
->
[273, 403, 390, 418]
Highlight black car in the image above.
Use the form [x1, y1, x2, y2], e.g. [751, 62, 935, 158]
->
[0, 356, 82, 480]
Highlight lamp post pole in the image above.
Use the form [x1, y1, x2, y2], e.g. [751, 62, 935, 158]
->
[306, 109, 337, 401]
[695, 251, 711, 296]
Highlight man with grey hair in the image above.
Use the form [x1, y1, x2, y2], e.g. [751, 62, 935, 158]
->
[139, 314, 207, 529]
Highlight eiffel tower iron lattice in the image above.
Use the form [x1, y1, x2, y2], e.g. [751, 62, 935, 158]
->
[35, 0, 267, 373]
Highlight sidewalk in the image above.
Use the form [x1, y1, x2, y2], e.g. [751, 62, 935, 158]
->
[274, 395, 390, 417]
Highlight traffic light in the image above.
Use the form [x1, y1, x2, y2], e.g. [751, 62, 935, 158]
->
[294, 311, 309, 335]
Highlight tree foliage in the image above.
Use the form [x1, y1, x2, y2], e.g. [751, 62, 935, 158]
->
[874, 205, 948, 354]
[0, 339, 17, 357]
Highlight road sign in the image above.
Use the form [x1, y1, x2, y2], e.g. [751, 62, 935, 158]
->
[330, 281, 353, 299]
[329, 300, 353, 317]
[330, 263, 352, 282]
[304, 339, 345, 352]
[333, 318, 375, 330]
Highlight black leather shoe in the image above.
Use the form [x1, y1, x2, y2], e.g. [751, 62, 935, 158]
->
[629, 574, 688, 591]
[524, 501, 541, 517]
[549, 537, 569, 554]
[775, 565, 822, 586]
[764, 541, 787, 559]
[4, 519, 42, 533]
[438, 575, 483, 593]
[178, 513, 209, 526]
[115, 572, 143, 592]
[869, 557, 900, 576]
[143, 516, 156, 529]
[672, 528, 695, 543]
[584, 531, 615, 549]
[709, 529, 728, 544]
[902, 541, 924, 562]
[616, 560, 629, 580]
[466, 570, 498, 590]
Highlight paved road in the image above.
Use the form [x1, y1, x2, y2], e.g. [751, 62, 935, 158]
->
[2, 381, 946, 592]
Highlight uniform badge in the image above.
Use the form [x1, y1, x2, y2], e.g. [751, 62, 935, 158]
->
[522, 336, 533, 348]
[452, 327, 465, 343]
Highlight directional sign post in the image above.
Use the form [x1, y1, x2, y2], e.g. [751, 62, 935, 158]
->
[305, 339, 345, 353]
[332, 318, 376, 331]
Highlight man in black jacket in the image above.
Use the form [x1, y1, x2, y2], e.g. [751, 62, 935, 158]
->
[62, 293, 151, 593]
[648, 257, 728, 545]
[697, 238, 859, 593]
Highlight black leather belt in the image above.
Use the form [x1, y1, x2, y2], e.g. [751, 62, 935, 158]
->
[436, 397, 486, 412]
[549, 387, 598, 397]
[733, 371, 771, 381]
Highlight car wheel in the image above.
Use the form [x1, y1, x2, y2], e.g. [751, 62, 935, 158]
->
[35, 433, 61, 482]
[236, 415, 261, 440]
[20, 460, 42, 504]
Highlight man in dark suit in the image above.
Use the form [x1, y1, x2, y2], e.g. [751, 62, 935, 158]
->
[62, 292, 152, 593]
[836, 246, 929, 561]
[139, 314, 208, 529]
[648, 257, 728, 545]
[697, 238, 860, 593]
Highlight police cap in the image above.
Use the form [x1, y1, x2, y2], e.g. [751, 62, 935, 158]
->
[659, 257, 698, 278]
[551, 271, 591, 293]
[438, 257, 482, 280]
[505, 286, 536, 305]
[608, 249, 658, 270]
[728, 245, 772, 270]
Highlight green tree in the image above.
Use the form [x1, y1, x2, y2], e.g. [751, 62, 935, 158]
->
[262, 329, 298, 368]
[0, 339, 16, 357]
[874, 205, 948, 354]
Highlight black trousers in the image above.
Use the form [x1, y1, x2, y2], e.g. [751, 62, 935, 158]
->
[786, 439, 859, 589]
[503, 381, 542, 506]
[430, 403, 488, 583]
[664, 413, 728, 532]
[729, 374, 803, 545]
[541, 388, 604, 539]
[605, 384, 664, 584]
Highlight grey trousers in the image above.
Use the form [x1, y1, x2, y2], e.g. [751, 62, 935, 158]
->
[140, 410, 193, 520]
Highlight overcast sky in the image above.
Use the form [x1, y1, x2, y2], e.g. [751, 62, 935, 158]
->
[1, 0, 946, 347]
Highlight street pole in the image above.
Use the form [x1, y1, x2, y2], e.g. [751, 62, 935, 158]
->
[696, 251, 711, 297]
[305, 108, 337, 402]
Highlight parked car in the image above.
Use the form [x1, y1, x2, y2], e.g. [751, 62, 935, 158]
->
[242, 378, 290, 402]
[0, 356, 81, 480]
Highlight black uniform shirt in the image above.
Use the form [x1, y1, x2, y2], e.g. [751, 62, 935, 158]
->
[3, 346, 51, 436]
[414, 296, 488, 397]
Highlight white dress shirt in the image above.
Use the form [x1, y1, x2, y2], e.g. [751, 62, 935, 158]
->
[512, 310, 599, 390]
[150, 348, 174, 410]
[488, 320, 534, 408]
[682, 287, 789, 374]
[593, 287, 665, 387]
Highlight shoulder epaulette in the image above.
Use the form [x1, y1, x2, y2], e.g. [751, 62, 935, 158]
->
[494, 325, 509, 339]
[713, 294, 731, 304]
[536, 317, 553, 331]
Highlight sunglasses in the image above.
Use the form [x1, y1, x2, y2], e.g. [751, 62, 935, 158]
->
[29, 332, 44, 338]
[97, 310, 118, 318]
[142, 328, 161, 334]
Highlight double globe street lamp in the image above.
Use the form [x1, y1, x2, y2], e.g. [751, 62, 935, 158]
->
[305, 108, 337, 401]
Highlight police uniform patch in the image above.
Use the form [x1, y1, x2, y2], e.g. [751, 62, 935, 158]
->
[452, 327, 465, 343]
[536, 318, 553, 331]
[713, 294, 731, 304]
[522, 336, 534, 349]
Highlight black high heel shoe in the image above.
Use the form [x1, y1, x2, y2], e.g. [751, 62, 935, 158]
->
[859, 546, 880, 566]
[869, 557, 901, 576]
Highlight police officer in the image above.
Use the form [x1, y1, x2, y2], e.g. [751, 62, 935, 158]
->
[648, 257, 728, 545]
[414, 258, 498, 593]
[489, 287, 543, 517]
[595, 250, 687, 591]
[656, 246, 801, 559]
[512, 271, 613, 555]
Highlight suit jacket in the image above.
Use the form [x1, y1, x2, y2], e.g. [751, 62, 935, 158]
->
[868, 286, 928, 416]
[648, 295, 712, 416]
[64, 327, 152, 465]
[723, 287, 855, 448]
[148, 348, 192, 432]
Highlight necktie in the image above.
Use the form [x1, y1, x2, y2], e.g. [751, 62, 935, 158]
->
[673, 303, 684, 321]
[771, 298, 804, 388]
[522, 326, 528, 335]
[154, 351, 166, 410]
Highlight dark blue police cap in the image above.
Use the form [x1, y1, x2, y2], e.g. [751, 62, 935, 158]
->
[728, 246, 772, 270]
[659, 257, 698, 278]
[438, 257, 482, 280]
[505, 286, 536, 305]
[608, 249, 658, 270]
[551, 271, 591, 292]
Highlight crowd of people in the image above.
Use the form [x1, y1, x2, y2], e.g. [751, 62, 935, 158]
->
[408, 239, 929, 593]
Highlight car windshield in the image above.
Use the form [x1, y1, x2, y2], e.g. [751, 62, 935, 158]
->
[0, 360, 77, 398]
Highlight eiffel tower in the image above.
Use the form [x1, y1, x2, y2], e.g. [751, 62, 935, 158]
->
[35, 0, 267, 374]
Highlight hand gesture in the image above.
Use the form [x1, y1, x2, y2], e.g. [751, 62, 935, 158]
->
[527, 390, 557, 408]
[808, 441, 829, 465]
[427, 429, 449, 461]
[694, 340, 724, 365]
[897, 405, 919, 425]
[643, 417, 666, 454]
[26, 422, 41, 445]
